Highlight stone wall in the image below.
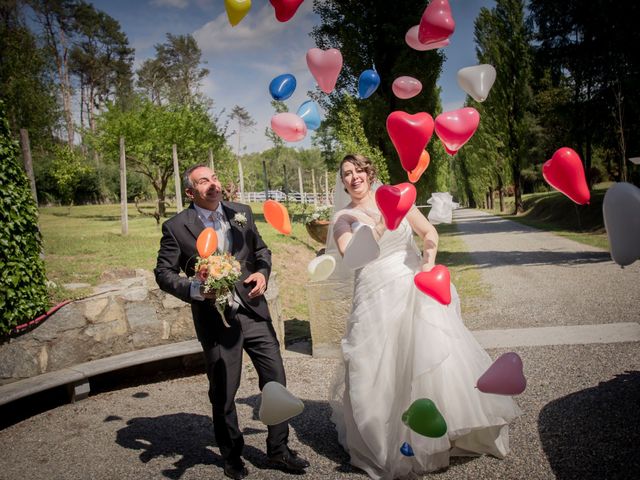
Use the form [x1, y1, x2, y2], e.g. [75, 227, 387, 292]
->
[0, 270, 283, 385]
[306, 279, 352, 358]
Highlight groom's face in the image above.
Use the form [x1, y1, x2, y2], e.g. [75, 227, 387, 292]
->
[186, 166, 223, 209]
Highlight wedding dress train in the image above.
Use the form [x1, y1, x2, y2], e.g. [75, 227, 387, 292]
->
[330, 209, 522, 479]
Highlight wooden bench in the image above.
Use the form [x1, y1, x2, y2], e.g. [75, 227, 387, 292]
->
[0, 340, 203, 407]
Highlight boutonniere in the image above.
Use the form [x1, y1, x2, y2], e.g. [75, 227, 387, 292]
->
[233, 212, 247, 228]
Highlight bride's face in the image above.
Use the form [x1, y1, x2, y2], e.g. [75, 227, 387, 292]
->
[341, 161, 370, 199]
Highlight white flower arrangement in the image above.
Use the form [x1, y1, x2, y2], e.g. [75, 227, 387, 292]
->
[233, 212, 247, 227]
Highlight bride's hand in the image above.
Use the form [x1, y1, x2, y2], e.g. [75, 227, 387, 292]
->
[421, 262, 435, 273]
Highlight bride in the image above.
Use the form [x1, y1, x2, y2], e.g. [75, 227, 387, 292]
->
[327, 153, 522, 479]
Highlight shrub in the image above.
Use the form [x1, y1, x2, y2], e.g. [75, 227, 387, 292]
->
[0, 101, 49, 334]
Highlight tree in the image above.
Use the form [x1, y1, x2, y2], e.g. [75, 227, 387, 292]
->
[137, 33, 209, 106]
[474, 0, 533, 212]
[50, 144, 92, 206]
[91, 97, 229, 220]
[229, 105, 256, 200]
[0, 101, 49, 334]
[312, 0, 444, 184]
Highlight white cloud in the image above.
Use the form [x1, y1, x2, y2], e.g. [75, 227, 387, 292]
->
[150, 0, 189, 8]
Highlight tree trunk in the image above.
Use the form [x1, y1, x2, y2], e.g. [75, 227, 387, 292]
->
[20, 129, 38, 205]
[498, 177, 505, 212]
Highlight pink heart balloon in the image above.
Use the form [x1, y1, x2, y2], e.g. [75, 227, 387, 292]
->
[419, 0, 455, 45]
[386, 111, 434, 173]
[405, 25, 450, 51]
[269, 0, 303, 22]
[542, 147, 590, 205]
[477, 352, 526, 396]
[270, 112, 307, 142]
[414, 265, 451, 305]
[306, 48, 343, 94]
[434, 107, 480, 155]
[375, 183, 416, 230]
[392, 76, 423, 100]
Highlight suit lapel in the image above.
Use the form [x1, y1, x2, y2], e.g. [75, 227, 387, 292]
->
[222, 202, 244, 256]
[184, 204, 205, 241]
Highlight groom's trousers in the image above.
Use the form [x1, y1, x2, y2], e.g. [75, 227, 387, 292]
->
[201, 304, 289, 461]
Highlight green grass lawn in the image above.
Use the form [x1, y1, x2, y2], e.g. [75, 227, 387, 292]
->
[483, 184, 611, 250]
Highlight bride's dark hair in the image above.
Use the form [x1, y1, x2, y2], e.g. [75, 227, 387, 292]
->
[339, 154, 377, 188]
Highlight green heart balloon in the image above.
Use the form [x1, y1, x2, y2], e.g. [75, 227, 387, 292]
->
[402, 398, 447, 438]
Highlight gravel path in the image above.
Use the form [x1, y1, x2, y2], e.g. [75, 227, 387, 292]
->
[1, 209, 638, 480]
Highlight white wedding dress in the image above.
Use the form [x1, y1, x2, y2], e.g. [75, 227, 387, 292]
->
[329, 207, 522, 479]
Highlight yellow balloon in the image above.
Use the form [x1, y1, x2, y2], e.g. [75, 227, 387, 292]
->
[225, 0, 251, 27]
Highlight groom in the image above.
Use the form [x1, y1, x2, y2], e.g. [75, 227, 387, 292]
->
[154, 164, 309, 479]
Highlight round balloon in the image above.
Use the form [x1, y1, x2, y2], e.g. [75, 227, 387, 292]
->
[296, 100, 321, 131]
[263, 200, 292, 235]
[392, 76, 422, 100]
[196, 227, 218, 257]
[307, 254, 336, 281]
[269, 73, 297, 101]
[358, 69, 380, 99]
[270, 112, 307, 142]
[602, 182, 640, 267]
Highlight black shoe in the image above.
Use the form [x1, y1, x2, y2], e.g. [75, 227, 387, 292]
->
[268, 448, 310, 472]
[223, 458, 248, 479]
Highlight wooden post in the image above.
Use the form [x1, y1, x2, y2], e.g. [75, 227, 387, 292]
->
[19, 129, 38, 205]
[208, 148, 215, 171]
[237, 156, 245, 202]
[262, 158, 269, 200]
[119, 137, 128, 236]
[172, 144, 183, 213]
[311, 168, 317, 205]
[324, 171, 330, 205]
[298, 167, 304, 204]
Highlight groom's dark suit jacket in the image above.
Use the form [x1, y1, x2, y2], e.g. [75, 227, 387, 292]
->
[154, 201, 272, 346]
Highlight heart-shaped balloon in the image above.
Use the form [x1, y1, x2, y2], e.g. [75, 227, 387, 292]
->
[418, 0, 455, 45]
[375, 183, 416, 230]
[405, 25, 450, 51]
[434, 107, 480, 155]
[270, 112, 307, 142]
[457, 64, 496, 102]
[400, 442, 414, 457]
[296, 100, 321, 131]
[269, 0, 303, 22]
[307, 254, 336, 281]
[402, 398, 447, 438]
[269, 73, 296, 101]
[386, 111, 434, 173]
[392, 76, 423, 100]
[259, 381, 304, 425]
[358, 69, 380, 99]
[542, 147, 590, 205]
[343, 224, 380, 269]
[263, 199, 292, 235]
[408, 150, 430, 183]
[603, 182, 640, 267]
[477, 352, 526, 396]
[414, 264, 451, 305]
[196, 227, 218, 258]
[306, 48, 343, 94]
[224, 0, 251, 26]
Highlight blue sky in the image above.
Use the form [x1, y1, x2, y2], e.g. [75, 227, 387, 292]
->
[92, 0, 495, 153]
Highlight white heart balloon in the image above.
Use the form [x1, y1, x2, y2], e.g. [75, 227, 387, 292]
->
[457, 64, 496, 102]
[603, 182, 640, 267]
[343, 223, 380, 269]
[259, 381, 304, 426]
[307, 254, 336, 281]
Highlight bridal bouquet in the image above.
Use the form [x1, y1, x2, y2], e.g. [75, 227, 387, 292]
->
[194, 252, 242, 326]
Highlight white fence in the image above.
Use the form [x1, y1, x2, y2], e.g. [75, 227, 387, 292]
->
[243, 191, 331, 204]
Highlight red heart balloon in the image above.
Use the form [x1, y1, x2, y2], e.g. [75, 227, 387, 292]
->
[386, 111, 434, 173]
[434, 107, 479, 155]
[375, 183, 416, 230]
[269, 0, 304, 23]
[414, 265, 451, 305]
[418, 0, 455, 45]
[542, 147, 590, 205]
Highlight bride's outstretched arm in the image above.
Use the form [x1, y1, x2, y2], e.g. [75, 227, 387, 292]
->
[406, 206, 439, 271]
[332, 212, 358, 256]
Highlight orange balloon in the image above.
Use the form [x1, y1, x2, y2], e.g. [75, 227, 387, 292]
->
[408, 150, 430, 183]
[196, 227, 218, 257]
[263, 200, 292, 235]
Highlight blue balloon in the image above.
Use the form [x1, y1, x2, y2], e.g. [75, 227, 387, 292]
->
[400, 442, 414, 457]
[296, 100, 321, 131]
[269, 74, 297, 101]
[358, 69, 380, 99]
